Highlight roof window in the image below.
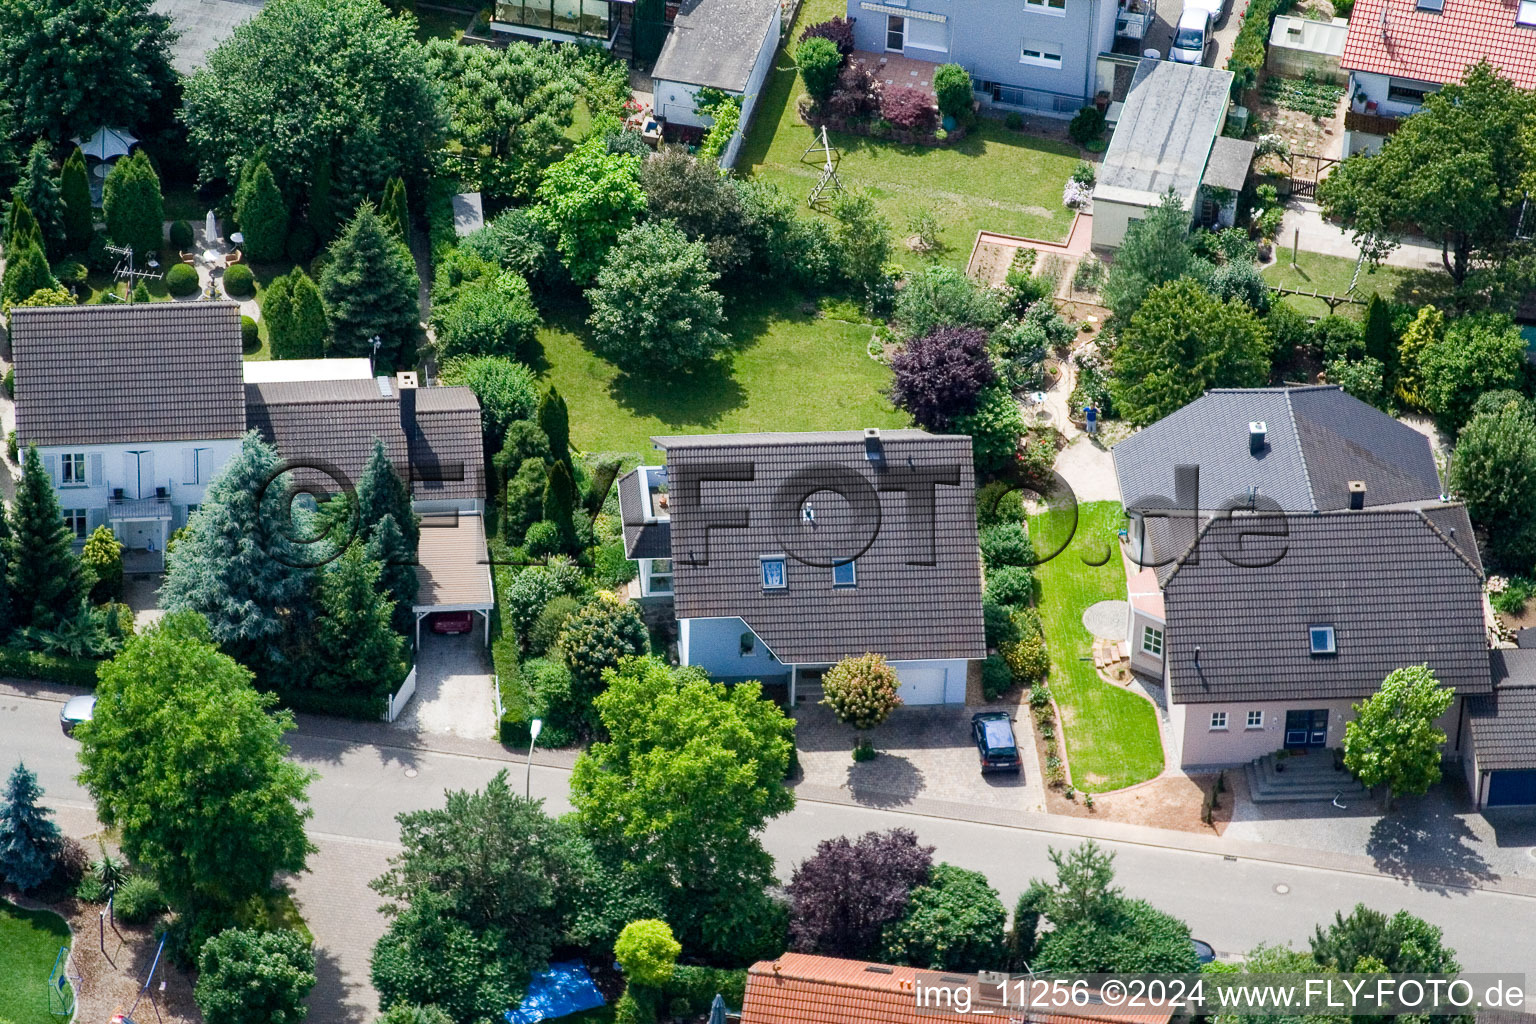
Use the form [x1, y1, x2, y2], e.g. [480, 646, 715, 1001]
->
[832, 560, 857, 588]
[761, 556, 787, 590]
[1309, 625, 1336, 655]
[1415, 0, 1444, 11]
[1519, 0, 1536, 25]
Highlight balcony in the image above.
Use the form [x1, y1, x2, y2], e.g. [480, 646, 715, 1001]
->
[1344, 109, 1404, 137]
[108, 493, 172, 522]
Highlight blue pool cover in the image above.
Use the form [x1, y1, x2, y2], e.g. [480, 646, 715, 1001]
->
[506, 961, 607, 1024]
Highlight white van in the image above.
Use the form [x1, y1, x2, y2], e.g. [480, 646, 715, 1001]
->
[1169, 6, 1213, 64]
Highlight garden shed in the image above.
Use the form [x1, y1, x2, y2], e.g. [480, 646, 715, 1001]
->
[1266, 16, 1347, 80]
[1090, 58, 1236, 249]
[651, 0, 782, 135]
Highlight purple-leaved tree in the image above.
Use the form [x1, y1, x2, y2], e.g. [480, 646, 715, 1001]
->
[889, 326, 997, 431]
[787, 828, 935, 959]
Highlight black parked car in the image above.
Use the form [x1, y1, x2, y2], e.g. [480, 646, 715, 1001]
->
[972, 712, 1022, 774]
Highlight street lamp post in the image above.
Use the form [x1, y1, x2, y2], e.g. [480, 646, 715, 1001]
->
[526, 718, 543, 798]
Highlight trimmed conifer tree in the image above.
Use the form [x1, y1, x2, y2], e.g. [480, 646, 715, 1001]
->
[311, 544, 407, 702]
[318, 203, 421, 367]
[365, 512, 418, 635]
[542, 459, 578, 546]
[263, 271, 295, 353]
[356, 438, 419, 547]
[6, 446, 86, 629]
[380, 176, 409, 243]
[131, 281, 151, 304]
[236, 159, 288, 262]
[161, 432, 313, 677]
[308, 151, 336, 241]
[1363, 294, 1395, 371]
[0, 762, 61, 893]
[82, 523, 125, 601]
[6, 198, 41, 252]
[103, 151, 164, 258]
[13, 140, 64, 260]
[537, 387, 571, 468]
[1, 236, 59, 308]
[285, 269, 328, 358]
[59, 147, 94, 253]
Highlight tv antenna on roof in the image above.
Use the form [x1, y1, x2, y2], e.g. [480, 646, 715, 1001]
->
[105, 242, 163, 301]
[803, 125, 845, 208]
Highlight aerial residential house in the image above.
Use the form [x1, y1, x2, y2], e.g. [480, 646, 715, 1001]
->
[1112, 386, 1504, 795]
[844, 0, 1121, 116]
[617, 430, 986, 704]
[10, 303, 248, 572]
[1091, 58, 1253, 248]
[652, 0, 782, 145]
[1340, 0, 1536, 155]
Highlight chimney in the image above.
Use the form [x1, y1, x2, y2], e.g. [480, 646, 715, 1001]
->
[1348, 480, 1366, 510]
[395, 370, 419, 390]
[1249, 421, 1267, 455]
[863, 426, 886, 467]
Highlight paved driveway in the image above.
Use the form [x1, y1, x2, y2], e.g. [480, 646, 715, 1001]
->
[390, 631, 497, 740]
[792, 699, 1048, 814]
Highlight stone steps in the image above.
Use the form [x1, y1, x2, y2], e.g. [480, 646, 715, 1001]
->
[1245, 749, 1370, 804]
[1092, 639, 1127, 670]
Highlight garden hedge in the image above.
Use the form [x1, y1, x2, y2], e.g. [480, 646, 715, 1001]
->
[0, 646, 101, 687]
[1226, 0, 1296, 93]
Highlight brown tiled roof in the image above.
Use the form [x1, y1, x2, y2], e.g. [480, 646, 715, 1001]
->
[414, 512, 493, 609]
[1466, 650, 1536, 771]
[658, 430, 985, 664]
[245, 379, 484, 501]
[742, 954, 1178, 1024]
[12, 302, 246, 446]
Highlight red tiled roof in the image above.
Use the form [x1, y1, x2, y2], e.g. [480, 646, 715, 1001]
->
[1341, 0, 1536, 88]
[741, 954, 1178, 1024]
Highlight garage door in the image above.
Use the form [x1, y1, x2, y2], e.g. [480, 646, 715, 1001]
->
[897, 666, 948, 705]
[1488, 770, 1536, 807]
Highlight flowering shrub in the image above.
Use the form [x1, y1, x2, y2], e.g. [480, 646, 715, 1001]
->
[1062, 178, 1092, 209]
[821, 653, 903, 730]
[1257, 132, 1291, 158]
[881, 85, 938, 132]
[828, 59, 883, 119]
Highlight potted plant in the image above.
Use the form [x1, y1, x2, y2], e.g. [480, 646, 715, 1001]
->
[1275, 748, 1290, 772]
[1095, 90, 1111, 112]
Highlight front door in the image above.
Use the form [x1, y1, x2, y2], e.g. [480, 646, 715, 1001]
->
[885, 14, 904, 51]
[1284, 709, 1328, 749]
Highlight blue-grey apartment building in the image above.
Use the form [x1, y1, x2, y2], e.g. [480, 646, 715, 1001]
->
[844, 0, 1120, 115]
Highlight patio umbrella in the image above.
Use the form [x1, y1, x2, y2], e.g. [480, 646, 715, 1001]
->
[205, 210, 218, 244]
[73, 126, 137, 161]
[708, 994, 727, 1024]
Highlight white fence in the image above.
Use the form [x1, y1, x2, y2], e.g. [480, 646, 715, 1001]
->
[382, 664, 418, 723]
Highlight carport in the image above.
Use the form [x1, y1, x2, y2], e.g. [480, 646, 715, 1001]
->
[412, 512, 494, 648]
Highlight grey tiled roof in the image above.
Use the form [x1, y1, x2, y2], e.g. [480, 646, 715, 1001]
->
[1113, 386, 1442, 514]
[246, 380, 483, 502]
[12, 303, 246, 447]
[153, 0, 264, 75]
[651, 0, 780, 93]
[660, 430, 986, 664]
[1467, 650, 1536, 771]
[1162, 508, 1489, 704]
[618, 469, 672, 560]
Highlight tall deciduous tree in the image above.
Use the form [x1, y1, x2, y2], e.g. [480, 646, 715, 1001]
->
[319, 203, 422, 367]
[1318, 62, 1536, 285]
[0, 761, 62, 893]
[310, 544, 407, 704]
[13, 140, 63, 259]
[641, 147, 752, 277]
[1416, 312, 1527, 433]
[182, 0, 444, 212]
[161, 433, 314, 678]
[7, 446, 86, 629]
[1111, 279, 1271, 426]
[234, 159, 288, 262]
[535, 137, 645, 282]
[0, 0, 177, 141]
[196, 928, 316, 1024]
[1101, 191, 1200, 322]
[570, 657, 796, 961]
[1449, 397, 1536, 568]
[588, 221, 729, 375]
[1343, 665, 1455, 806]
[889, 326, 997, 430]
[102, 150, 164, 258]
[76, 612, 315, 924]
[438, 355, 540, 455]
[787, 829, 934, 959]
[881, 863, 1007, 971]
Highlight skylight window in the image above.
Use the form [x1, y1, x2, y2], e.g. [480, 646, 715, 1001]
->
[1519, 0, 1536, 26]
[832, 560, 857, 588]
[761, 556, 787, 590]
[1415, 0, 1444, 12]
[1309, 625, 1337, 655]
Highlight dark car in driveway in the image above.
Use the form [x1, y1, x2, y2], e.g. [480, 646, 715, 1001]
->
[428, 611, 474, 635]
[972, 712, 1022, 773]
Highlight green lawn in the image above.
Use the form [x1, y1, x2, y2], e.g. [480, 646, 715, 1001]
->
[738, 0, 1080, 268]
[0, 900, 72, 1024]
[1261, 250, 1448, 319]
[1029, 501, 1165, 793]
[533, 293, 904, 458]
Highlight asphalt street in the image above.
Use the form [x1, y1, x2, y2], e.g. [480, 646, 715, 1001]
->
[4, 689, 1533, 1023]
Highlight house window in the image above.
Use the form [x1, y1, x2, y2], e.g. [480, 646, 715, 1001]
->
[885, 14, 905, 51]
[1309, 625, 1336, 655]
[1246, 710, 1264, 730]
[1020, 40, 1063, 68]
[62, 508, 87, 539]
[1025, 0, 1067, 12]
[60, 453, 86, 485]
[648, 558, 674, 595]
[761, 557, 787, 589]
[832, 560, 857, 588]
[1209, 711, 1228, 731]
[1386, 79, 1433, 105]
[1141, 625, 1163, 657]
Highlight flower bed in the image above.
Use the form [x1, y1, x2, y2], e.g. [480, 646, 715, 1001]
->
[797, 100, 967, 147]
